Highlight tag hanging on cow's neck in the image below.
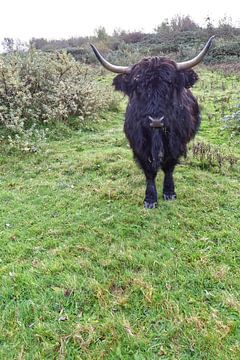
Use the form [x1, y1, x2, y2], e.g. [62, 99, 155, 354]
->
[149, 116, 165, 128]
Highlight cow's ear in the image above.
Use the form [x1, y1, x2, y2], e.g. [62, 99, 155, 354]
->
[112, 74, 132, 96]
[181, 69, 199, 88]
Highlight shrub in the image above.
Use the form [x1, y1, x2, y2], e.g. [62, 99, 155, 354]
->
[222, 104, 240, 135]
[206, 40, 240, 64]
[0, 49, 117, 149]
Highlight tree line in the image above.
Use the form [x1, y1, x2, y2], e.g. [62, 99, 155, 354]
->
[2, 15, 240, 64]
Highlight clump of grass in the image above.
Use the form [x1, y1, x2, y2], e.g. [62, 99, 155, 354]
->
[190, 141, 238, 169]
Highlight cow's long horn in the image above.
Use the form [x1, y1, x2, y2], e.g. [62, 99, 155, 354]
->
[90, 44, 131, 74]
[176, 36, 215, 71]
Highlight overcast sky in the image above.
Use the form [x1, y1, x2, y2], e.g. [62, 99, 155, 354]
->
[1, 0, 239, 42]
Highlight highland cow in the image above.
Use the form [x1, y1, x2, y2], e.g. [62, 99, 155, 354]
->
[91, 37, 215, 208]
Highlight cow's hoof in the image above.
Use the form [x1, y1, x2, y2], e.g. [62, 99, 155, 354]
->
[163, 193, 177, 201]
[144, 201, 158, 209]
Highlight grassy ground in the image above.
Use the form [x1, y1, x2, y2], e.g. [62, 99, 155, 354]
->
[0, 69, 239, 359]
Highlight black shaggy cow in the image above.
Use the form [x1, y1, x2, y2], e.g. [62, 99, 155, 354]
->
[91, 37, 215, 208]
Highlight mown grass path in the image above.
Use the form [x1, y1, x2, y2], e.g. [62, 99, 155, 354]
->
[0, 69, 239, 359]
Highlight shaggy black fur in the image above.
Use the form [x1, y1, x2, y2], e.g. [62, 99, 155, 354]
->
[113, 57, 200, 208]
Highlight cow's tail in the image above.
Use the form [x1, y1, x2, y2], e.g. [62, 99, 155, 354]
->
[151, 129, 164, 171]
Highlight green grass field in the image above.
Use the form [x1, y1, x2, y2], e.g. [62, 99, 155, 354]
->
[0, 68, 239, 359]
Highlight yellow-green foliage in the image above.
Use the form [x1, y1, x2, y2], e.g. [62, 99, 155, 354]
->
[0, 50, 114, 134]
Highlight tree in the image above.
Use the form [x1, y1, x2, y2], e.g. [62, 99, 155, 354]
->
[218, 16, 234, 36]
[2, 38, 14, 52]
[2, 38, 27, 52]
[154, 19, 171, 34]
[170, 15, 199, 32]
[94, 26, 108, 41]
[30, 38, 48, 50]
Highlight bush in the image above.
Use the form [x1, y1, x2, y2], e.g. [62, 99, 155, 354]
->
[0, 49, 117, 149]
[222, 104, 240, 135]
[206, 40, 240, 64]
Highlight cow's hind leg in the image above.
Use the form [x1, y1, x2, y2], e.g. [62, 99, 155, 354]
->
[162, 160, 177, 200]
[134, 153, 158, 209]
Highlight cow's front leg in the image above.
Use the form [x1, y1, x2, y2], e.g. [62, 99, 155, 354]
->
[143, 165, 158, 209]
[162, 161, 177, 200]
[144, 177, 158, 209]
[134, 152, 158, 208]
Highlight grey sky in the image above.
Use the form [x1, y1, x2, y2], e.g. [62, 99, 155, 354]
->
[1, 0, 239, 42]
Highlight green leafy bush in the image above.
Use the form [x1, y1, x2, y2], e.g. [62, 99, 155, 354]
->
[0, 49, 117, 149]
[206, 40, 240, 64]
